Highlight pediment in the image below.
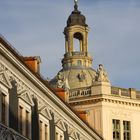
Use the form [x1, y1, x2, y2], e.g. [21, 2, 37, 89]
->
[39, 107, 52, 120]
[69, 131, 79, 139]
[55, 119, 66, 131]
[0, 71, 12, 88]
[20, 91, 34, 105]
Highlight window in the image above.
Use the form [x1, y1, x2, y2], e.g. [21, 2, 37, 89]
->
[60, 135, 63, 140]
[123, 121, 131, 140]
[55, 132, 59, 140]
[19, 106, 23, 134]
[45, 124, 48, 140]
[77, 60, 82, 66]
[1, 93, 6, 125]
[25, 111, 29, 138]
[40, 121, 43, 140]
[113, 119, 120, 140]
[55, 127, 64, 140]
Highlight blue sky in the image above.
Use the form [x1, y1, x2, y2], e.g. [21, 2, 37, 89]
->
[0, 0, 140, 90]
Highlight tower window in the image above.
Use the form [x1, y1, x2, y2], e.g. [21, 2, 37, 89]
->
[77, 60, 82, 66]
[73, 32, 83, 52]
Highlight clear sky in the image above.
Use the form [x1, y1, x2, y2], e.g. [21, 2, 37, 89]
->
[1, 0, 140, 90]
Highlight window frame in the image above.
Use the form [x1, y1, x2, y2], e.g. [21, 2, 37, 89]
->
[18, 99, 31, 139]
[123, 121, 131, 140]
[0, 84, 9, 126]
[39, 114, 50, 140]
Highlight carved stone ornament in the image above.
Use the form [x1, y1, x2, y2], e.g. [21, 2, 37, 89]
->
[56, 72, 70, 90]
[39, 107, 52, 120]
[0, 123, 28, 140]
[0, 71, 12, 88]
[55, 119, 66, 132]
[95, 64, 109, 82]
[77, 70, 86, 82]
[0, 62, 6, 72]
[19, 91, 34, 106]
[56, 72, 65, 88]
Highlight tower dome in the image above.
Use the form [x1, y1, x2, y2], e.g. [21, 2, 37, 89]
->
[50, 1, 97, 91]
[67, 5, 87, 27]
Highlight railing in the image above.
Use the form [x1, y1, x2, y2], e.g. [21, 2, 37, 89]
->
[121, 89, 130, 97]
[0, 123, 29, 140]
[111, 87, 130, 97]
[72, 52, 85, 56]
[111, 87, 140, 99]
[69, 87, 91, 100]
[111, 87, 119, 95]
[64, 52, 87, 57]
[136, 91, 140, 99]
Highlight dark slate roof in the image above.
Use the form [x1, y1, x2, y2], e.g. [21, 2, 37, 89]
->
[67, 4, 88, 27]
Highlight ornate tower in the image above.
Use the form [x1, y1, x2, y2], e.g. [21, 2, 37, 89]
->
[62, 1, 92, 69]
[50, 0, 97, 90]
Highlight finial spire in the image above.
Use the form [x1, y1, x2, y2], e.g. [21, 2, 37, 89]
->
[74, 0, 78, 11]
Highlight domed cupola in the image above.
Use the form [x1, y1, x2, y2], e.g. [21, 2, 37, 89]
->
[67, 1, 87, 27]
[50, 0, 96, 91]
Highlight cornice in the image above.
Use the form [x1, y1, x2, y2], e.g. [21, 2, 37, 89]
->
[69, 94, 140, 107]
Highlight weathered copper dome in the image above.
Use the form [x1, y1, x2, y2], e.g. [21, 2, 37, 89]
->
[67, 3, 88, 27]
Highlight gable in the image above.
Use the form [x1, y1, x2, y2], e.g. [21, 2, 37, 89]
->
[0, 71, 12, 89]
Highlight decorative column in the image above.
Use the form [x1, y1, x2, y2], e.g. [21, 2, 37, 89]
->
[9, 80, 18, 132]
[32, 98, 39, 140]
[49, 113, 55, 140]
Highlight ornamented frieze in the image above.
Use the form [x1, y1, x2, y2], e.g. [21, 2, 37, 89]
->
[0, 71, 12, 88]
[39, 106, 52, 120]
[0, 123, 29, 140]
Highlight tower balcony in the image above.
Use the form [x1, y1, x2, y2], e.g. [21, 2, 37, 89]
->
[0, 123, 29, 140]
[64, 51, 91, 58]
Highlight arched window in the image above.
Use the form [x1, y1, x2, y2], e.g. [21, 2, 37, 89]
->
[73, 32, 83, 52]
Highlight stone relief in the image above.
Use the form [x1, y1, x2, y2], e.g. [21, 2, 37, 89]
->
[95, 64, 109, 82]
[56, 72, 65, 88]
[0, 124, 27, 140]
[56, 72, 70, 90]
[0, 62, 6, 72]
[77, 70, 86, 82]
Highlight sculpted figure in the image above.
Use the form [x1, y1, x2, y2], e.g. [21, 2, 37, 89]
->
[56, 72, 64, 88]
[95, 64, 109, 82]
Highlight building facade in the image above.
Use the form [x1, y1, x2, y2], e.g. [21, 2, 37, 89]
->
[0, 35, 102, 140]
[50, 1, 140, 140]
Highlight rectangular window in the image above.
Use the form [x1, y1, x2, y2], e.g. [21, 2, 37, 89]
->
[40, 121, 43, 140]
[60, 135, 63, 140]
[45, 124, 48, 140]
[1, 93, 6, 125]
[55, 132, 58, 140]
[25, 110, 29, 138]
[123, 121, 131, 140]
[113, 119, 120, 140]
[19, 106, 23, 134]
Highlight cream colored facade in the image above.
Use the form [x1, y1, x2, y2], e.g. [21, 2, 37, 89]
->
[69, 86, 140, 140]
